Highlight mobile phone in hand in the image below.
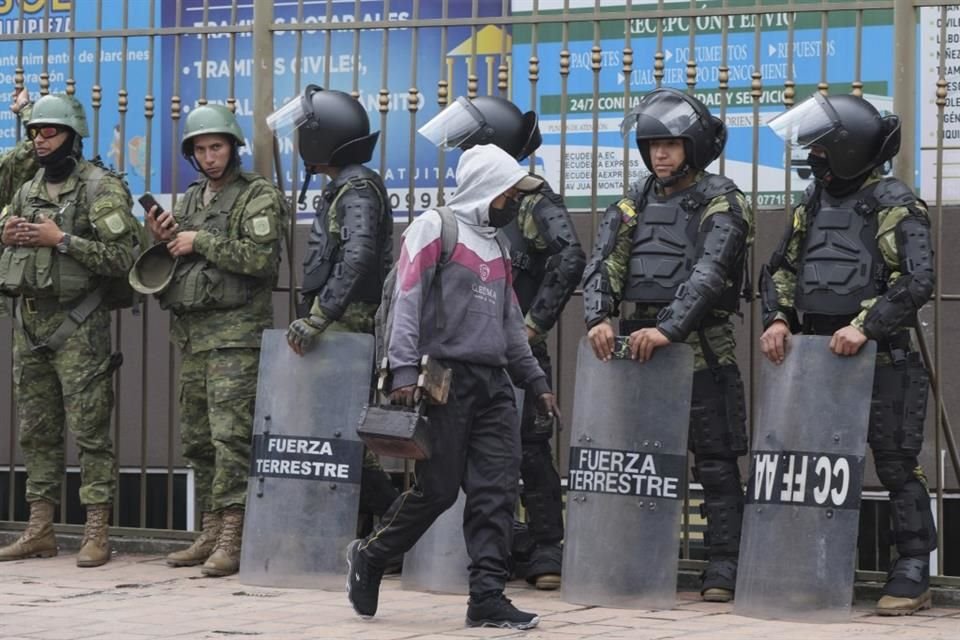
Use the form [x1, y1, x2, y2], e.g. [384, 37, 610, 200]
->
[138, 193, 164, 218]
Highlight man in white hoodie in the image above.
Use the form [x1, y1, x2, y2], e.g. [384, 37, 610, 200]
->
[346, 144, 559, 630]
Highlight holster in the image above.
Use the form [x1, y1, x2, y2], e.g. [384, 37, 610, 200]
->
[357, 355, 452, 460]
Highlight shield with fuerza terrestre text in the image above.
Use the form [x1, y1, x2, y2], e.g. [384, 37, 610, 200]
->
[240, 330, 373, 589]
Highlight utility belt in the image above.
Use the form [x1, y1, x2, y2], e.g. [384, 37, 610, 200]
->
[13, 287, 105, 355]
[18, 295, 73, 315]
[801, 313, 912, 365]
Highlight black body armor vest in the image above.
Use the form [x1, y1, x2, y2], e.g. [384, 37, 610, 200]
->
[301, 164, 392, 305]
[795, 182, 888, 317]
[624, 175, 741, 312]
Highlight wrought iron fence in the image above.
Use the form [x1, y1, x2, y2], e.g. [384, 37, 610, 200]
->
[0, 0, 958, 585]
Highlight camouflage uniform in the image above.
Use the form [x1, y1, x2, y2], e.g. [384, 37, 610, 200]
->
[764, 172, 938, 577]
[600, 174, 753, 370]
[583, 170, 753, 596]
[163, 170, 286, 512]
[0, 158, 137, 506]
[0, 137, 38, 212]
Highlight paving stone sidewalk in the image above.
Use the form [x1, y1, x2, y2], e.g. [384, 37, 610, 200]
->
[0, 554, 957, 640]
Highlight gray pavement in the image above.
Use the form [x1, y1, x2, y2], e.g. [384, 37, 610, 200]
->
[0, 553, 958, 640]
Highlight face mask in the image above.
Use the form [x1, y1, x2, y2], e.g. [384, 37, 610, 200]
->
[34, 130, 78, 184]
[807, 153, 831, 183]
[488, 197, 521, 228]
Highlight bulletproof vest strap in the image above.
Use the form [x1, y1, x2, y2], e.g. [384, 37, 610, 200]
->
[13, 285, 105, 354]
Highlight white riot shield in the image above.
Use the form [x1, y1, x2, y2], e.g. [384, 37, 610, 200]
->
[562, 338, 693, 609]
[239, 330, 373, 589]
[735, 335, 877, 622]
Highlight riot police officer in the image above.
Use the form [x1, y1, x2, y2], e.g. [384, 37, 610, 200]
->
[761, 93, 936, 616]
[420, 95, 586, 589]
[0, 93, 140, 567]
[143, 104, 288, 577]
[275, 85, 398, 523]
[582, 87, 753, 602]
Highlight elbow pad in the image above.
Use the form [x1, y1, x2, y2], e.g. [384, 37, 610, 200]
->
[863, 216, 935, 339]
[657, 212, 747, 341]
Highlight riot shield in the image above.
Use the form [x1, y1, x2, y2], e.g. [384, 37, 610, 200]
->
[239, 330, 373, 589]
[401, 389, 525, 595]
[735, 335, 876, 622]
[562, 337, 693, 609]
[401, 490, 470, 594]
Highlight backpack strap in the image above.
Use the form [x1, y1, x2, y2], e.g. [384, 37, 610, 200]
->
[433, 206, 458, 330]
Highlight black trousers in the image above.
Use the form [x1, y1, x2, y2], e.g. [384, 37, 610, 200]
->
[360, 361, 521, 595]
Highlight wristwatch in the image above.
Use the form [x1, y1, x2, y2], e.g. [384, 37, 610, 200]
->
[56, 233, 71, 254]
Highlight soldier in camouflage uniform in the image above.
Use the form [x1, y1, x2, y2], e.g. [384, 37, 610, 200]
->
[0, 89, 39, 212]
[145, 104, 287, 577]
[582, 88, 753, 602]
[761, 94, 936, 616]
[277, 86, 398, 521]
[0, 94, 140, 567]
[421, 95, 586, 589]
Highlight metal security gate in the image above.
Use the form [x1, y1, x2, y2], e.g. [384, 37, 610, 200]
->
[0, 0, 957, 587]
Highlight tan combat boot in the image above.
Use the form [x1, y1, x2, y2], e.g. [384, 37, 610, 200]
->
[76, 504, 111, 568]
[166, 512, 222, 567]
[201, 507, 243, 577]
[0, 500, 58, 561]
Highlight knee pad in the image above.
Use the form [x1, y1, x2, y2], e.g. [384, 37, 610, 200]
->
[890, 479, 937, 556]
[696, 457, 742, 495]
[869, 356, 929, 454]
[875, 453, 919, 493]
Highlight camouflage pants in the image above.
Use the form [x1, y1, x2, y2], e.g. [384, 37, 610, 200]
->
[179, 348, 259, 513]
[13, 306, 116, 506]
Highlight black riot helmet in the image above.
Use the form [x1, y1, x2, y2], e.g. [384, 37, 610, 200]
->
[267, 85, 379, 167]
[418, 95, 542, 161]
[621, 87, 726, 179]
[768, 93, 901, 181]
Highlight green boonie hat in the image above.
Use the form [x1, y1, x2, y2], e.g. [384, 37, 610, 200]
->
[29, 94, 89, 138]
[128, 242, 178, 295]
[181, 104, 246, 156]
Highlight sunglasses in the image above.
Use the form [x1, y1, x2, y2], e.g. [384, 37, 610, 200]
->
[26, 126, 64, 141]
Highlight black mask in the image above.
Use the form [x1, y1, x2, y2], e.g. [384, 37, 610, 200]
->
[488, 197, 521, 228]
[35, 130, 78, 184]
[808, 153, 869, 197]
[807, 153, 831, 182]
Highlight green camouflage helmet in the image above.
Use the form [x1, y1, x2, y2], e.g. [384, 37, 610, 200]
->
[181, 104, 246, 157]
[29, 93, 89, 137]
[128, 242, 178, 295]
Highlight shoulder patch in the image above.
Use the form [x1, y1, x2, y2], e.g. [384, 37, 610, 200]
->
[104, 212, 126, 235]
[617, 199, 638, 223]
[251, 215, 272, 238]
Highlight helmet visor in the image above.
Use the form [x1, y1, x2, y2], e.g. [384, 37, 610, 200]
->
[266, 95, 309, 135]
[767, 94, 839, 147]
[621, 98, 698, 139]
[418, 97, 485, 149]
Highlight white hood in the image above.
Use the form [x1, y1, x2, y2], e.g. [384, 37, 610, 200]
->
[445, 144, 530, 238]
